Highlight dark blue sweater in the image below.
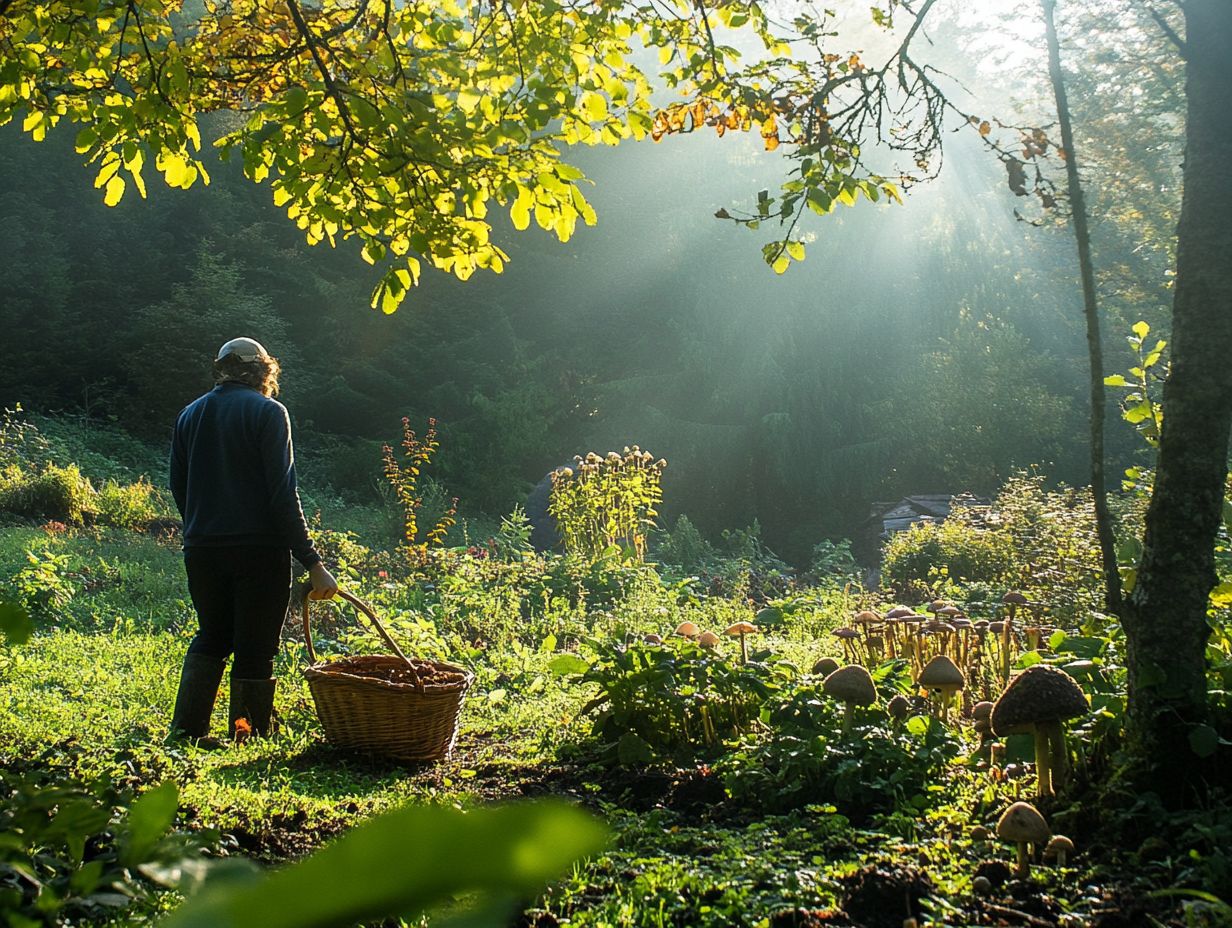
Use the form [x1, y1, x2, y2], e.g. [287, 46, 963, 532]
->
[170, 383, 321, 568]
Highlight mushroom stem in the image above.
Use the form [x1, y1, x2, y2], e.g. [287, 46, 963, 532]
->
[1043, 719, 1068, 790]
[1033, 726, 1053, 797]
[1016, 840, 1030, 878]
[1001, 618, 1013, 684]
[740, 634, 748, 664]
[842, 699, 854, 734]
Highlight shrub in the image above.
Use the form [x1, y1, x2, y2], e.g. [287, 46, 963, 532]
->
[716, 681, 961, 818]
[654, 514, 717, 573]
[567, 637, 797, 764]
[0, 463, 98, 525]
[881, 518, 1016, 596]
[549, 449, 666, 562]
[95, 477, 171, 530]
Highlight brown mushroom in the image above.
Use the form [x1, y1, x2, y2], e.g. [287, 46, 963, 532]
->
[675, 621, 700, 639]
[698, 630, 721, 649]
[724, 621, 758, 663]
[1043, 835, 1075, 867]
[823, 664, 877, 734]
[887, 693, 911, 723]
[833, 626, 862, 663]
[996, 801, 1051, 877]
[811, 656, 841, 677]
[917, 655, 965, 722]
[991, 664, 1088, 797]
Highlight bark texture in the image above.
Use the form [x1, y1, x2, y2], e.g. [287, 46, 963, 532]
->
[1122, 0, 1232, 794]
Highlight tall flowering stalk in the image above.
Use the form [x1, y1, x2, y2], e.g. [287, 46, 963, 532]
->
[549, 447, 666, 562]
[382, 417, 457, 562]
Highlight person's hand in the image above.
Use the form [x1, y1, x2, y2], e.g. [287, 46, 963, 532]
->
[308, 562, 338, 600]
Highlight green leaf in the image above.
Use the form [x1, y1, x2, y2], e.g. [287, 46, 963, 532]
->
[284, 86, 308, 114]
[0, 599, 33, 645]
[1188, 723, 1220, 759]
[163, 801, 607, 928]
[1103, 374, 1129, 387]
[616, 732, 654, 765]
[548, 653, 589, 676]
[1209, 582, 1232, 609]
[123, 781, 179, 866]
[1132, 320, 1150, 340]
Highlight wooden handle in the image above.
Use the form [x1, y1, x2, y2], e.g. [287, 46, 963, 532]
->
[301, 584, 420, 686]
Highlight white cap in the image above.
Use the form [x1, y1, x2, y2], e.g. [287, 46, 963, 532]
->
[216, 337, 270, 362]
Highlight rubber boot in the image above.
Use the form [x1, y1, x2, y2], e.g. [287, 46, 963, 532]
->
[168, 652, 226, 750]
[229, 678, 277, 739]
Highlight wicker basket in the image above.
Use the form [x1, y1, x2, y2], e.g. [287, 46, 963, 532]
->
[301, 587, 473, 763]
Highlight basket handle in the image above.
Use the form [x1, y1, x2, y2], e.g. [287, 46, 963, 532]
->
[300, 584, 419, 683]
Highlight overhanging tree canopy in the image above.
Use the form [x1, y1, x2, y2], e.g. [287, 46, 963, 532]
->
[1, 0, 993, 310]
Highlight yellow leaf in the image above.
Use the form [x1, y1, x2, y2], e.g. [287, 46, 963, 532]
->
[130, 163, 147, 198]
[160, 151, 187, 187]
[104, 173, 125, 207]
[510, 188, 532, 230]
[786, 241, 805, 261]
[772, 253, 790, 274]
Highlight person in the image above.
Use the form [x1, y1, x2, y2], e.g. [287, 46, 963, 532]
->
[168, 337, 337, 746]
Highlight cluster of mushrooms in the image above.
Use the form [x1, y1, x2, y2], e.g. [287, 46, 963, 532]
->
[813, 594, 1089, 799]
[976, 801, 1075, 880]
[641, 620, 760, 663]
[826, 592, 1053, 700]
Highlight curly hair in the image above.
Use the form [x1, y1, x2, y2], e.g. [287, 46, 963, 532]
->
[213, 354, 281, 397]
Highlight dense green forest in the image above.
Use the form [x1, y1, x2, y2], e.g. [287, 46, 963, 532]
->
[0, 2, 1179, 558]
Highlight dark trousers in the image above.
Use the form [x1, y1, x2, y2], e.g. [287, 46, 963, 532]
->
[184, 546, 291, 679]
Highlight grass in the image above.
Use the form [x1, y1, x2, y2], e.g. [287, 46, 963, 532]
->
[2, 432, 1231, 926]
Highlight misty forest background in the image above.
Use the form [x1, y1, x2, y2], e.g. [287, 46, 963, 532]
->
[0, 6, 1179, 563]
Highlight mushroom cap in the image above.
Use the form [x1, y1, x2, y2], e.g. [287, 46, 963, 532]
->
[833, 627, 861, 639]
[996, 801, 1051, 844]
[643, 633, 663, 645]
[853, 610, 882, 624]
[973, 718, 992, 735]
[822, 664, 877, 706]
[970, 825, 992, 842]
[927, 599, 950, 614]
[939, 605, 962, 617]
[698, 630, 721, 648]
[989, 621, 1005, 633]
[886, 694, 911, 719]
[725, 621, 758, 636]
[917, 655, 965, 690]
[991, 664, 1088, 736]
[972, 701, 994, 722]
[885, 605, 915, 619]
[811, 656, 841, 677]
[1043, 835, 1075, 859]
[1002, 591, 1029, 606]
[675, 621, 700, 638]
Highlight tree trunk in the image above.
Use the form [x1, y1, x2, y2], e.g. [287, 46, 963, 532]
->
[1121, 0, 1232, 795]
[1040, 0, 1122, 616]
